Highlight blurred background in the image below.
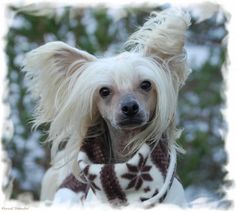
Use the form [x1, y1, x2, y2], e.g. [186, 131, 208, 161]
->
[1, 3, 231, 208]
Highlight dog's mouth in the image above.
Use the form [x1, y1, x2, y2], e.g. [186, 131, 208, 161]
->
[117, 118, 146, 129]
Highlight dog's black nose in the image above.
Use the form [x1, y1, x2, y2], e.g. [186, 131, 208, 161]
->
[121, 101, 139, 116]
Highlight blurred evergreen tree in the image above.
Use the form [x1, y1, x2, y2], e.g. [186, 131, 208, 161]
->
[2, 5, 228, 201]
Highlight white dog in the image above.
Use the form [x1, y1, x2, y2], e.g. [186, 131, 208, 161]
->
[23, 8, 191, 208]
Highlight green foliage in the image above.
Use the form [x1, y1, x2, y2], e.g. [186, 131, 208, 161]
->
[3, 6, 228, 200]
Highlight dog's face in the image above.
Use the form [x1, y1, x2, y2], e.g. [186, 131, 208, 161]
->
[97, 78, 156, 130]
[85, 53, 157, 131]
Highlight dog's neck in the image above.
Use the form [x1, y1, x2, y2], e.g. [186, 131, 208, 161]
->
[106, 122, 142, 162]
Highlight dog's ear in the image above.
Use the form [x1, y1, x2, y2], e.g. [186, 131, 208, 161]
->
[23, 41, 96, 126]
[124, 8, 191, 86]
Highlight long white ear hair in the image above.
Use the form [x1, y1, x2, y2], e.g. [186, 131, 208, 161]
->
[23, 42, 96, 164]
[124, 7, 191, 87]
[23, 41, 96, 127]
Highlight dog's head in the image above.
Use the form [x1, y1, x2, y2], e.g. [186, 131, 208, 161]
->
[23, 8, 191, 161]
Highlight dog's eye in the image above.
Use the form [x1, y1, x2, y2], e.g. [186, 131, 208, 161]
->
[140, 80, 152, 91]
[99, 87, 111, 97]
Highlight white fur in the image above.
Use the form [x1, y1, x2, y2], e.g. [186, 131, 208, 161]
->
[124, 8, 190, 56]
[23, 7, 191, 206]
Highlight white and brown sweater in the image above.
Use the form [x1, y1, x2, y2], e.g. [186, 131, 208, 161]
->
[55, 135, 185, 208]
